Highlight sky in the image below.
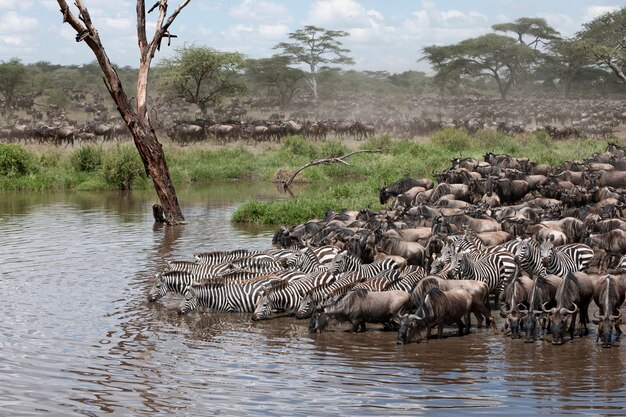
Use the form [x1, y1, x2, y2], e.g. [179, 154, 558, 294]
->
[0, 0, 622, 74]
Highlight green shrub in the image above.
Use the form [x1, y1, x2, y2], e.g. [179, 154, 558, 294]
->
[101, 144, 145, 190]
[0, 144, 38, 177]
[70, 145, 103, 172]
[319, 140, 349, 158]
[431, 128, 471, 152]
[279, 135, 318, 159]
[363, 135, 393, 152]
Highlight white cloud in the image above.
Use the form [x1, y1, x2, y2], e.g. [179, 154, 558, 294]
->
[0, 12, 38, 34]
[308, 0, 375, 26]
[230, 0, 291, 22]
[0, 0, 33, 10]
[258, 24, 290, 39]
[583, 5, 620, 22]
[104, 17, 133, 30]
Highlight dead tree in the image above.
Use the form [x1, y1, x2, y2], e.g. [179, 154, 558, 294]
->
[281, 150, 382, 190]
[57, 0, 188, 225]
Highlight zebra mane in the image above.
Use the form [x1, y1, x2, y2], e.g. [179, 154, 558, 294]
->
[262, 279, 290, 294]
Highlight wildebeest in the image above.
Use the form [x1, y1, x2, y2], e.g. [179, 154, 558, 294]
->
[543, 271, 595, 345]
[518, 274, 562, 343]
[586, 229, 626, 270]
[409, 276, 496, 330]
[309, 288, 410, 333]
[500, 274, 534, 338]
[592, 275, 625, 348]
[367, 231, 426, 266]
[396, 287, 473, 344]
[380, 177, 433, 204]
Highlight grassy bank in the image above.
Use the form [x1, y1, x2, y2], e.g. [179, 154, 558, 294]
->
[0, 129, 618, 224]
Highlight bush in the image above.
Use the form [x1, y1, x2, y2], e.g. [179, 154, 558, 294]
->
[102, 144, 145, 190]
[431, 128, 471, 152]
[0, 144, 38, 177]
[280, 135, 318, 159]
[70, 145, 103, 172]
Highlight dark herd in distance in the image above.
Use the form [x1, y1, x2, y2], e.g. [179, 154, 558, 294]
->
[1, 95, 625, 145]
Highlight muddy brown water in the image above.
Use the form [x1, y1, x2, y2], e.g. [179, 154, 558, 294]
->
[1, 185, 625, 416]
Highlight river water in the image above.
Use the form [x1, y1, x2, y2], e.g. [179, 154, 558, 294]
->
[1, 185, 625, 416]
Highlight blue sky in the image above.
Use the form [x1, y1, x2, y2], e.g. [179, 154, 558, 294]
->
[0, 0, 621, 74]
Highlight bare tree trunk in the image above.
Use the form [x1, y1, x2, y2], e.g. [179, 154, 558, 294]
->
[57, 0, 189, 225]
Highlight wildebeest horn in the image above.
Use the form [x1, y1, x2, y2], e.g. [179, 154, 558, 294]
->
[561, 303, 578, 315]
[593, 310, 605, 320]
[609, 313, 622, 321]
[541, 302, 554, 314]
[516, 303, 528, 314]
[410, 313, 422, 321]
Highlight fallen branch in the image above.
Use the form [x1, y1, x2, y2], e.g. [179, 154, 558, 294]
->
[281, 149, 382, 190]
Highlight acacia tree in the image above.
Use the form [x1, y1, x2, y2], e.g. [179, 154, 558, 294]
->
[0, 59, 27, 116]
[420, 45, 463, 96]
[158, 46, 247, 117]
[273, 25, 354, 100]
[543, 38, 592, 97]
[57, 0, 188, 225]
[576, 7, 626, 84]
[246, 56, 306, 109]
[492, 17, 560, 49]
[455, 34, 536, 99]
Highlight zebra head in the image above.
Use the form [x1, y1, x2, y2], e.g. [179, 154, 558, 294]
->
[284, 250, 302, 270]
[539, 238, 555, 266]
[178, 287, 198, 315]
[328, 251, 347, 275]
[295, 295, 316, 319]
[252, 290, 272, 321]
[147, 273, 166, 302]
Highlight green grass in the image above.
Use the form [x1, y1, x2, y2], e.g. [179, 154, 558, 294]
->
[0, 129, 618, 223]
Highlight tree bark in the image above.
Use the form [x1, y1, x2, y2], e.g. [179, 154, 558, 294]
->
[57, 0, 188, 225]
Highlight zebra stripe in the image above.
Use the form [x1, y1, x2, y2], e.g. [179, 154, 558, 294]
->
[514, 237, 547, 277]
[148, 271, 201, 302]
[194, 249, 263, 265]
[164, 260, 234, 276]
[450, 250, 518, 306]
[294, 270, 367, 319]
[329, 251, 398, 277]
[539, 240, 595, 277]
[252, 270, 336, 320]
[284, 247, 326, 273]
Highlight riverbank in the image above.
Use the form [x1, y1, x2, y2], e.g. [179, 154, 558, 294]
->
[0, 129, 618, 224]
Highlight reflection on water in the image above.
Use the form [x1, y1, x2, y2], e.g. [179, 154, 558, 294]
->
[1, 185, 625, 416]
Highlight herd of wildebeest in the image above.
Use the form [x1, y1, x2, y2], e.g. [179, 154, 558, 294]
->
[1, 96, 625, 145]
[148, 138, 626, 348]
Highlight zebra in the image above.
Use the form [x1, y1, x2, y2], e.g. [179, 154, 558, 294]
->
[539, 240, 595, 277]
[178, 274, 287, 314]
[352, 270, 400, 292]
[312, 245, 342, 266]
[386, 268, 426, 292]
[449, 249, 518, 309]
[328, 251, 398, 277]
[179, 267, 309, 314]
[514, 237, 548, 278]
[163, 259, 234, 276]
[284, 247, 327, 273]
[252, 270, 336, 320]
[148, 271, 201, 302]
[294, 270, 367, 319]
[193, 248, 264, 264]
